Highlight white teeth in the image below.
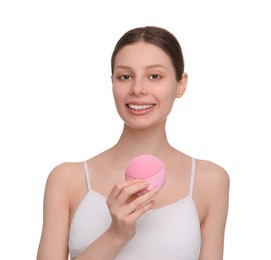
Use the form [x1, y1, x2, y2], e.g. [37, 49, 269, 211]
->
[128, 104, 154, 111]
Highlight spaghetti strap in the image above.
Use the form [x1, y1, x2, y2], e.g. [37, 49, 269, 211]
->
[189, 158, 196, 196]
[83, 161, 92, 191]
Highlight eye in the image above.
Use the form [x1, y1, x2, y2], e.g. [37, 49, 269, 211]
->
[149, 74, 160, 80]
[120, 74, 132, 80]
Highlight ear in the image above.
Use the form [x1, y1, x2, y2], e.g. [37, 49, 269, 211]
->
[176, 73, 188, 98]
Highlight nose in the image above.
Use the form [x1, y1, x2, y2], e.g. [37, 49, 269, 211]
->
[129, 79, 147, 95]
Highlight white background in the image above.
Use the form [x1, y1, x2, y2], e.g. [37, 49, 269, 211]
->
[0, 0, 270, 259]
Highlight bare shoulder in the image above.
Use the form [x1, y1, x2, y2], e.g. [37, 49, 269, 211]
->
[195, 159, 230, 217]
[45, 161, 84, 194]
[47, 161, 83, 180]
[196, 159, 229, 189]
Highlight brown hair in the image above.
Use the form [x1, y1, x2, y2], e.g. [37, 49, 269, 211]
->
[111, 26, 185, 81]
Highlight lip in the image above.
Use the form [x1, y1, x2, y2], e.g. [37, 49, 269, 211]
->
[126, 102, 156, 115]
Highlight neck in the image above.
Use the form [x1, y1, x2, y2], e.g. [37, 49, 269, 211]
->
[112, 122, 172, 159]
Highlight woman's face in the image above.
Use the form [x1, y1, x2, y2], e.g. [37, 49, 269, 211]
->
[112, 42, 186, 129]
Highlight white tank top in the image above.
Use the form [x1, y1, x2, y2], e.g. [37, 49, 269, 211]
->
[69, 158, 201, 260]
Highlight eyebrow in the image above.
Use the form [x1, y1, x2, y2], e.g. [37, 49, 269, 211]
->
[115, 64, 168, 70]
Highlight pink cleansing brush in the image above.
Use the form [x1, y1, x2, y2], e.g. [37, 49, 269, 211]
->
[125, 155, 167, 195]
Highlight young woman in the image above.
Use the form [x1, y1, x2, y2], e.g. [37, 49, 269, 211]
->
[37, 26, 229, 260]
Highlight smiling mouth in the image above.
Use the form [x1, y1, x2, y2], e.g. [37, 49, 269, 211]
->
[127, 104, 155, 111]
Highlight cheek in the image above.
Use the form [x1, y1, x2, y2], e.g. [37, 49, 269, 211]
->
[112, 86, 117, 100]
[112, 86, 126, 105]
[157, 86, 178, 113]
[112, 84, 120, 97]
[160, 84, 178, 101]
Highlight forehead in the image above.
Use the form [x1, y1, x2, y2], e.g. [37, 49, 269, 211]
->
[114, 42, 172, 68]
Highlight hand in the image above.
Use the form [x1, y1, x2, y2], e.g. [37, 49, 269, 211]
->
[106, 179, 159, 243]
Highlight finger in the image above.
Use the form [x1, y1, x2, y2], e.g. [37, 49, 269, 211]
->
[116, 181, 150, 205]
[114, 200, 156, 231]
[125, 187, 159, 213]
[129, 199, 156, 222]
[107, 179, 141, 205]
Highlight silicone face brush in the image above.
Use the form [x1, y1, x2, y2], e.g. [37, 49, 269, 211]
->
[125, 155, 167, 195]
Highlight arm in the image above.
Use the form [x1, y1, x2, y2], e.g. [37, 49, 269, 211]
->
[37, 164, 70, 260]
[199, 165, 230, 260]
[37, 164, 158, 260]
